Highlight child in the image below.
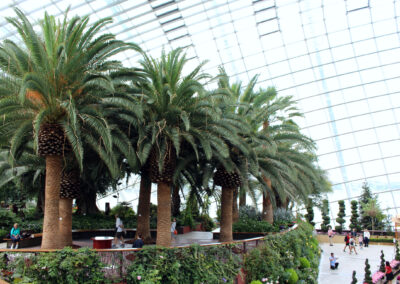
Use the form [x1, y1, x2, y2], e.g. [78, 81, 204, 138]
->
[358, 234, 363, 249]
[349, 236, 358, 255]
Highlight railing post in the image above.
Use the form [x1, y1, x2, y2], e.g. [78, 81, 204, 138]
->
[119, 251, 123, 279]
[243, 242, 246, 253]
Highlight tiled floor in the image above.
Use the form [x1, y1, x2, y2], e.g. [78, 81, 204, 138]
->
[318, 242, 396, 283]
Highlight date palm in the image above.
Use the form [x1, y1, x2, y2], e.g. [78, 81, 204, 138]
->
[137, 48, 250, 246]
[0, 9, 140, 248]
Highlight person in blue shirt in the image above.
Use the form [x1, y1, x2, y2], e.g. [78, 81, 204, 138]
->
[132, 234, 144, 248]
[10, 223, 21, 249]
[329, 252, 339, 270]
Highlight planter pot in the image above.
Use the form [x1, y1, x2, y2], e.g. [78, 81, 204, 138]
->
[194, 223, 203, 231]
[178, 226, 192, 234]
[236, 268, 246, 284]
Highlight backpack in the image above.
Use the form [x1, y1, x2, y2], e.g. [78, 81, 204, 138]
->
[344, 236, 347, 242]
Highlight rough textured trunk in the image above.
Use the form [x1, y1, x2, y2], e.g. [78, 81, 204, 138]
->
[171, 185, 181, 217]
[232, 187, 239, 223]
[262, 178, 274, 224]
[76, 189, 99, 215]
[239, 190, 246, 208]
[59, 198, 73, 247]
[220, 187, 233, 242]
[36, 186, 45, 214]
[156, 182, 171, 247]
[41, 155, 62, 249]
[136, 174, 152, 242]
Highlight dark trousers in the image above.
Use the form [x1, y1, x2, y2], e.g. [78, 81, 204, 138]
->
[364, 237, 369, 247]
[11, 235, 20, 243]
[330, 263, 339, 270]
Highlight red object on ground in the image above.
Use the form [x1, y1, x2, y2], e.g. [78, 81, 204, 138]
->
[91, 236, 113, 249]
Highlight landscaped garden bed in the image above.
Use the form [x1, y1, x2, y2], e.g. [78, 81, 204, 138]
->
[0, 222, 319, 283]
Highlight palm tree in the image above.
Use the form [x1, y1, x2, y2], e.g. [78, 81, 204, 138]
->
[0, 9, 140, 248]
[137, 48, 250, 246]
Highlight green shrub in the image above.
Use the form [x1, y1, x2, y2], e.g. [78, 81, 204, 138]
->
[369, 238, 393, 243]
[285, 268, 299, 284]
[198, 214, 215, 231]
[273, 208, 294, 225]
[110, 202, 136, 220]
[9, 247, 106, 283]
[0, 228, 7, 238]
[299, 257, 310, 269]
[0, 209, 20, 230]
[233, 219, 278, 233]
[239, 205, 261, 221]
[126, 244, 241, 284]
[250, 281, 262, 284]
[244, 222, 320, 284]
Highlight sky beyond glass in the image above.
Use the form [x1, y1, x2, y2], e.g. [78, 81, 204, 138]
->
[1, 0, 399, 225]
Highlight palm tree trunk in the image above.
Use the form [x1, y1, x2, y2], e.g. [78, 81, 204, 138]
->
[136, 174, 152, 242]
[171, 185, 181, 217]
[232, 187, 239, 223]
[239, 190, 246, 208]
[76, 189, 100, 215]
[156, 181, 171, 247]
[41, 155, 62, 249]
[59, 198, 73, 247]
[220, 187, 233, 242]
[262, 178, 274, 224]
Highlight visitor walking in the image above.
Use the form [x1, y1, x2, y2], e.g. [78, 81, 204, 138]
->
[10, 223, 21, 249]
[351, 228, 357, 246]
[349, 236, 358, 255]
[171, 218, 177, 240]
[113, 214, 125, 248]
[385, 261, 394, 284]
[132, 234, 144, 248]
[343, 233, 350, 252]
[328, 226, 334, 246]
[329, 253, 339, 270]
[363, 229, 370, 247]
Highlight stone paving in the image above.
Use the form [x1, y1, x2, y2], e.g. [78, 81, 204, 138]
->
[0, 231, 216, 249]
[318, 242, 397, 283]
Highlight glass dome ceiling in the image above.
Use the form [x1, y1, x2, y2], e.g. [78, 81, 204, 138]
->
[1, 0, 400, 224]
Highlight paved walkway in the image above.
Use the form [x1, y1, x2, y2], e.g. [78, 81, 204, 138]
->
[318, 242, 396, 283]
[0, 231, 216, 249]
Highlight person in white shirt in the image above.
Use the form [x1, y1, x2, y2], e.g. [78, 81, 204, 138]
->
[171, 218, 177, 240]
[113, 214, 125, 248]
[363, 229, 370, 247]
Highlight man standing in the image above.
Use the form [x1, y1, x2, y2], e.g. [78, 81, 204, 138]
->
[329, 253, 339, 270]
[363, 229, 370, 247]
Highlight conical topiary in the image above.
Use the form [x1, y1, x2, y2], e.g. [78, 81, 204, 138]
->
[379, 250, 385, 272]
[335, 200, 346, 233]
[320, 199, 330, 232]
[396, 240, 400, 261]
[351, 270, 357, 284]
[364, 259, 372, 284]
[349, 200, 360, 231]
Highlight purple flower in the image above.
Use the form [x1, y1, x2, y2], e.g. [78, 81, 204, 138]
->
[222, 277, 227, 282]
[262, 278, 268, 282]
